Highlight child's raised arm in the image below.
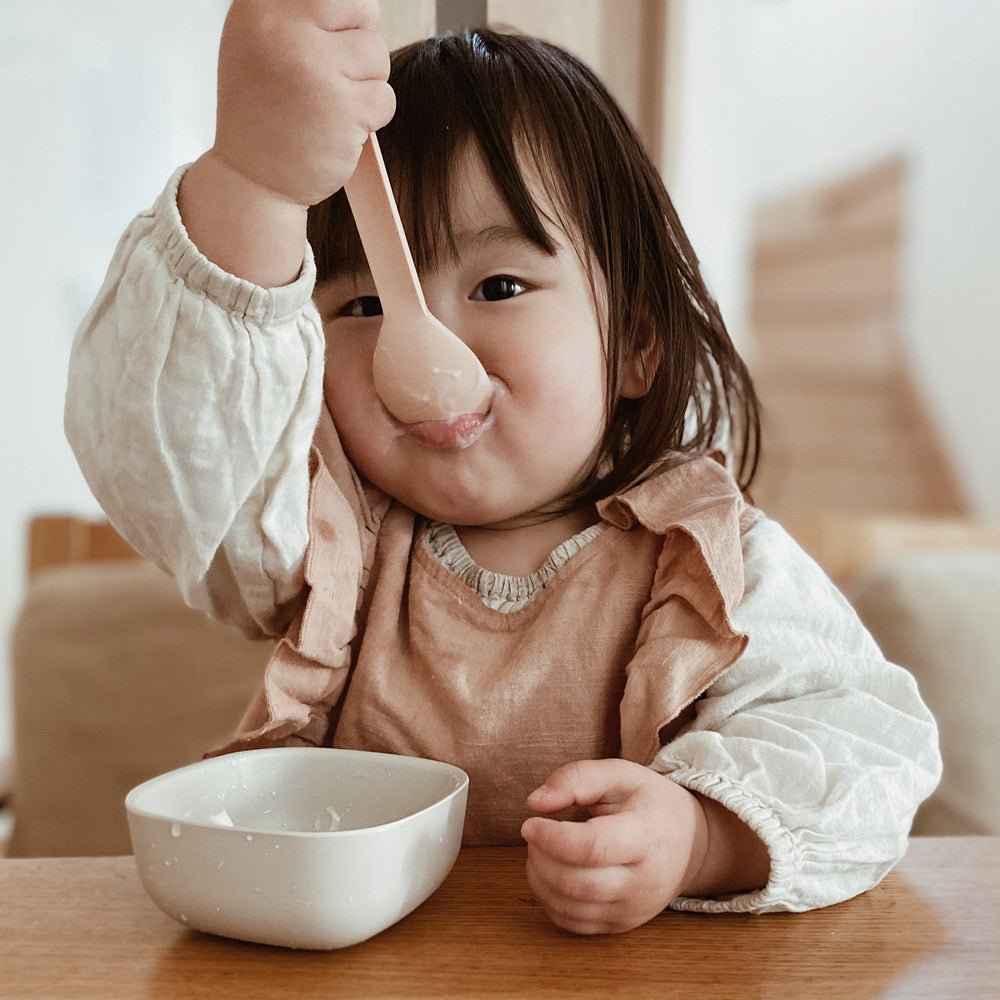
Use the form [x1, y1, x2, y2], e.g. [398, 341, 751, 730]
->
[67, 2, 392, 637]
[179, 0, 394, 287]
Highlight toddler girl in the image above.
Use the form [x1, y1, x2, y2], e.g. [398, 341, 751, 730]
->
[66, 1, 940, 935]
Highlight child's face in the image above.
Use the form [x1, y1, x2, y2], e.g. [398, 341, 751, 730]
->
[315, 147, 610, 527]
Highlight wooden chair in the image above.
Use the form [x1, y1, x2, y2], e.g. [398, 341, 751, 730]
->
[781, 511, 1000, 588]
[27, 515, 140, 579]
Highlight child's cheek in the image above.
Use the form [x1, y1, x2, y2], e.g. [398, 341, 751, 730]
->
[322, 343, 395, 461]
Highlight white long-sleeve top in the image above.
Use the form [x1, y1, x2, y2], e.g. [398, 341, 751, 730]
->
[65, 168, 942, 913]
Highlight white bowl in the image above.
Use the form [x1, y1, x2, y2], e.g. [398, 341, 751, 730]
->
[126, 747, 468, 949]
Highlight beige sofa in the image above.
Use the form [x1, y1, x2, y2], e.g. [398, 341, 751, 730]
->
[7, 519, 270, 857]
[5, 513, 1000, 856]
[847, 547, 1000, 835]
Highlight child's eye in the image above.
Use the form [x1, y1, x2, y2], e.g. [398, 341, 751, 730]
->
[338, 296, 383, 318]
[471, 275, 528, 302]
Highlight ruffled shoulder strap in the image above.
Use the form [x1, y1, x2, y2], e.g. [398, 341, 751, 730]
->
[210, 405, 394, 755]
[599, 456, 762, 764]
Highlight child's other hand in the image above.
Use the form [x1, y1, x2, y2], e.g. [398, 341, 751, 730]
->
[520, 759, 709, 935]
[214, 0, 395, 208]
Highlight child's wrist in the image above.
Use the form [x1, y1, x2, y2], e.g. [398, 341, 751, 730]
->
[178, 150, 309, 288]
[677, 788, 712, 897]
[679, 791, 770, 899]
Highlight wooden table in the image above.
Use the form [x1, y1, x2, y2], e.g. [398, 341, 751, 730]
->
[1, 837, 996, 999]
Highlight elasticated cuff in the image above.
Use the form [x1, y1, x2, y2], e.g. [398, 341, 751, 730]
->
[152, 165, 317, 326]
[659, 768, 801, 914]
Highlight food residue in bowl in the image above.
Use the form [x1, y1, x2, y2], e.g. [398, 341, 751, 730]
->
[314, 806, 343, 832]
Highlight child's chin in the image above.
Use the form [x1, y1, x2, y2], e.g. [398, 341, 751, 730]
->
[409, 491, 521, 529]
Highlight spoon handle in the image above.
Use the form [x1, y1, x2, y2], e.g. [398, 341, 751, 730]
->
[342, 134, 428, 317]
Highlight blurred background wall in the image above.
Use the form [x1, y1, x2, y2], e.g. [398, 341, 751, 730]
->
[2, 0, 998, 769]
[0, 0, 229, 769]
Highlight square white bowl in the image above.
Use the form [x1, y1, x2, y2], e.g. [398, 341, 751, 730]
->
[126, 747, 468, 949]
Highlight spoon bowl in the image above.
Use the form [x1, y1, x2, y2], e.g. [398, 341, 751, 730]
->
[344, 135, 493, 425]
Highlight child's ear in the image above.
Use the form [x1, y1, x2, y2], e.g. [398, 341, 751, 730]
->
[619, 319, 662, 399]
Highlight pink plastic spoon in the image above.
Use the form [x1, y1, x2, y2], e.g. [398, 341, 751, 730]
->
[343, 134, 492, 425]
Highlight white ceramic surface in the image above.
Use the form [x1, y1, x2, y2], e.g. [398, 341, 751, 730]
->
[126, 747, 469, 949]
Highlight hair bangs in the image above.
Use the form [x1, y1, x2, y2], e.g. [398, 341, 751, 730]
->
[309, 31, 580, 283]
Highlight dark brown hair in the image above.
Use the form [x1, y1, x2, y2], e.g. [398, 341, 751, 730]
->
[308, 28, 760, 496]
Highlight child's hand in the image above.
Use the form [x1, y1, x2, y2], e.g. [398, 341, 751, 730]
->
[520, 759, 709, 935]
[214, 0, 395, 208]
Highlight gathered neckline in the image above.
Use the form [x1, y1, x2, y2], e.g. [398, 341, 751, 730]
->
[424, 520, 607, 613]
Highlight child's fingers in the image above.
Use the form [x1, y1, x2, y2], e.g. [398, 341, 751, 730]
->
[331, 28, 391, 82]
[521, 811, 646, 868]
[525, 861, 624, 934]
[353, 78, 396, 133]
[524, 858, 622, 935]
[525, 843, 630, 904]
[308, 0, 381, 33]
[527, 758, 649, 814]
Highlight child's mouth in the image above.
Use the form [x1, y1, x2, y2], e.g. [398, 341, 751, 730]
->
[402, 411, 493, 449]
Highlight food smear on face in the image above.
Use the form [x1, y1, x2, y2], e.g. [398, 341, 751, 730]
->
[403, 412, 494, 449]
